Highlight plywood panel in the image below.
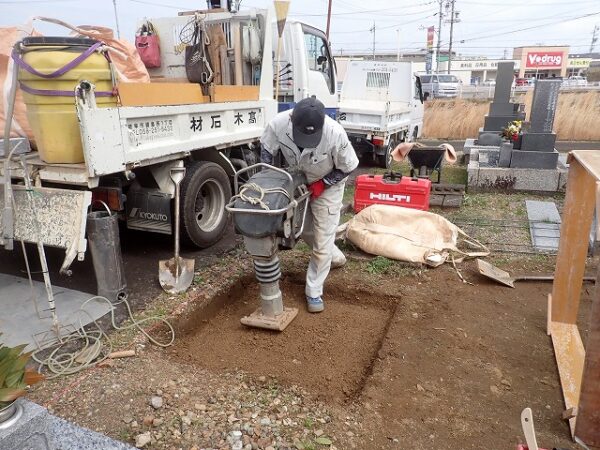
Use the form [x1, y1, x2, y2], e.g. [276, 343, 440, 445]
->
[550, 321, 585, 437]
[118, 83, 209, 106]
[551, 158, 596, 324]
[575, 262, 600, 446]
[212, 85, 260, 103]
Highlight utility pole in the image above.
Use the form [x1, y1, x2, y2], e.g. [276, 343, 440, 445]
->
[112, 0, 121, 39]
[591, 25, 599, 53]
[371, 22, 376, 60]
[325, 0, 333, 39]
[446, 0, 456, 74]
[435, 0, 443, 73]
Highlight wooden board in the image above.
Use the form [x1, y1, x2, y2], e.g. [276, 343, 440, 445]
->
[207, 24, 227, 86]
[118, 83, 209, 106]
[212, 85, 259, 103]
[149, 77, 190, 83]
[549, 321, 585, 437]
[575, 263, 600, 446]
[551, 157, 596, 324]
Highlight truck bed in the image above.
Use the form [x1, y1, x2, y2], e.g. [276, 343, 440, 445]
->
[1, 91, 276, 188]
[339, 99, 412, 135]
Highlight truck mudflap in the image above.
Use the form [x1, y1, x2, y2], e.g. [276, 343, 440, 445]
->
[0, 184, 91, 274]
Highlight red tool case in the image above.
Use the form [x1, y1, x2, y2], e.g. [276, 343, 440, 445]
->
[353, 172, 432, 212]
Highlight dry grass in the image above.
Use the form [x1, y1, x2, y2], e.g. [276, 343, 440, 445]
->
[423, 91, 600, 141]
[422, 98, 488, 140]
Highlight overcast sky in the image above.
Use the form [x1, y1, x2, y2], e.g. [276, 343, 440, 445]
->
[1, 0, 599, 59]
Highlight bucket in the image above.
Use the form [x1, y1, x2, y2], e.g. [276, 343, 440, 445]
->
[86, 202, 127, 303]
[15, 36, 116, 164]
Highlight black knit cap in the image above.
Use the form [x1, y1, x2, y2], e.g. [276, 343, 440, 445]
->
[291, 96, 325, 148]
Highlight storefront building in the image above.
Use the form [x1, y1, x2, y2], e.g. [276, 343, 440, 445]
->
[513, 46, 569, 79]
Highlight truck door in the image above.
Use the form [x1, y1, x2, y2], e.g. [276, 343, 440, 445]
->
[300, 24, 338, 117]
[411, 74, 424, 140]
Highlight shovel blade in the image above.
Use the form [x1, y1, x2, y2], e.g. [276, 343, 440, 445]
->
[476, 259, 515, 288]
[159, 256, 195, 294]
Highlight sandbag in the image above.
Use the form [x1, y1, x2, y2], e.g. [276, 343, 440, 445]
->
[345, 204, 488, 266]
[1, 25, 36, 142]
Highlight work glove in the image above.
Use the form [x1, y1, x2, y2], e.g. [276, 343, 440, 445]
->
[309, 179, 326, 200]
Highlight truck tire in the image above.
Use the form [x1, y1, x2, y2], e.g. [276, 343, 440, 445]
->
[376, 138, 395, 169]
[180, 161, 232, 248]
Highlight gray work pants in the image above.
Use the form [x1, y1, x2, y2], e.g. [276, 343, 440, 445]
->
[301, 182, 346, 298]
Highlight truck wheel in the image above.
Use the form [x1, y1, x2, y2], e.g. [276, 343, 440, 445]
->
[376, 139, 395, 169]
[180, 161, 232, 248]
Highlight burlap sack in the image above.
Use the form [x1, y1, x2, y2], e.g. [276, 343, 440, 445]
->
[345, 204, 488, 266]
[1, 24, 36, 141]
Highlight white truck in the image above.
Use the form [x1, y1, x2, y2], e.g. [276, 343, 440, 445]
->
[338, 61, 424, 168]
[0, 7, 338, 276]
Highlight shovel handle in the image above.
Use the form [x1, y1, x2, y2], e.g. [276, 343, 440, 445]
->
[171, 167, 186, 261]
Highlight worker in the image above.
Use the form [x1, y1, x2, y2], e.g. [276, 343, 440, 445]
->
[260, 96, 359, 313]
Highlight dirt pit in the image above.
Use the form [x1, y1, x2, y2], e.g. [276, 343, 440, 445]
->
[169, 275, 396, 401]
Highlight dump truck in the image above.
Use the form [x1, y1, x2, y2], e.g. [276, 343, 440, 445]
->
[0, 6, 338, 278]
[338, 61, 424, 169]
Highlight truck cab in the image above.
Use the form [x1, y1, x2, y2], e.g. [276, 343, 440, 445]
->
[274, 21, 338, 117]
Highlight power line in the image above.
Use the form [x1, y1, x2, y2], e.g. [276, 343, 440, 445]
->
[330, 13, 437, 34]
[459, 10, 600, 43]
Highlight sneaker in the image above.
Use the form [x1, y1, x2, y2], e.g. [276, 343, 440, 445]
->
[330, 255, 347, 269]
[306, 296, 325, 313]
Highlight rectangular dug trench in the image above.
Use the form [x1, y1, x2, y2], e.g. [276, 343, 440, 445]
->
[169, 276, 396, 401]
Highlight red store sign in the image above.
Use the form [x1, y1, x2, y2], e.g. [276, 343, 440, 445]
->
[525, 52, 564, 68]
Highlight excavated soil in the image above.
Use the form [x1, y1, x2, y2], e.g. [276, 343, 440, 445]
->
[169, 258, 596, 449]
[170, 276, 397, 401]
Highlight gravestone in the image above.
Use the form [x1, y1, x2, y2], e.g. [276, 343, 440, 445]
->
[480, 61, 525, 134]
[510, 79, 561, 169]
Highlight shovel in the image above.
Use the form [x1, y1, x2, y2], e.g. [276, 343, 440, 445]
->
[476, 259, 595, 289]
[159, 167, 194, 294]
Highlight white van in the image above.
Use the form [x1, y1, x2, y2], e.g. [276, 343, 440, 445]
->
[419, 73, 460, 99]
[338, 61, 424, 168]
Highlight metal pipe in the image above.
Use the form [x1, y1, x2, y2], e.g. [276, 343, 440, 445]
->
[2, 45, 20, 251]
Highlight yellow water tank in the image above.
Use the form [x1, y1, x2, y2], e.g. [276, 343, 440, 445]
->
[16, 37, 116, 164]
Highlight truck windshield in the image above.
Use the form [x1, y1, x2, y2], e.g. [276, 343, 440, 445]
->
[303, 28, 335, 94]
[437, 75, 458, 83]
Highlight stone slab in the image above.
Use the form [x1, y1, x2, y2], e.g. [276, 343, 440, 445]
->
[520, 132, 557, 152]
[483, 114, 525, 132]
[510, 149, 559, 169]
[477, 132, 503, 147]
[467, 160, 479, 185]
[526, 200, 561, 252]
[0, 138, 31, 158]
[499, 142, 513, 167]
[0, 399, 134, 450]
[0, 273, 113, 350]
[493, 61, 515, 103]
[478, 148, 500, 167]
[489, 102, 519, 117]
[463, 138, 476, 155]
[468, 160, 567, 192]
[529, 79, 561, 133]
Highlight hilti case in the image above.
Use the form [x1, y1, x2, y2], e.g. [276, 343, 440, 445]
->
[353, 172, 432, 212]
